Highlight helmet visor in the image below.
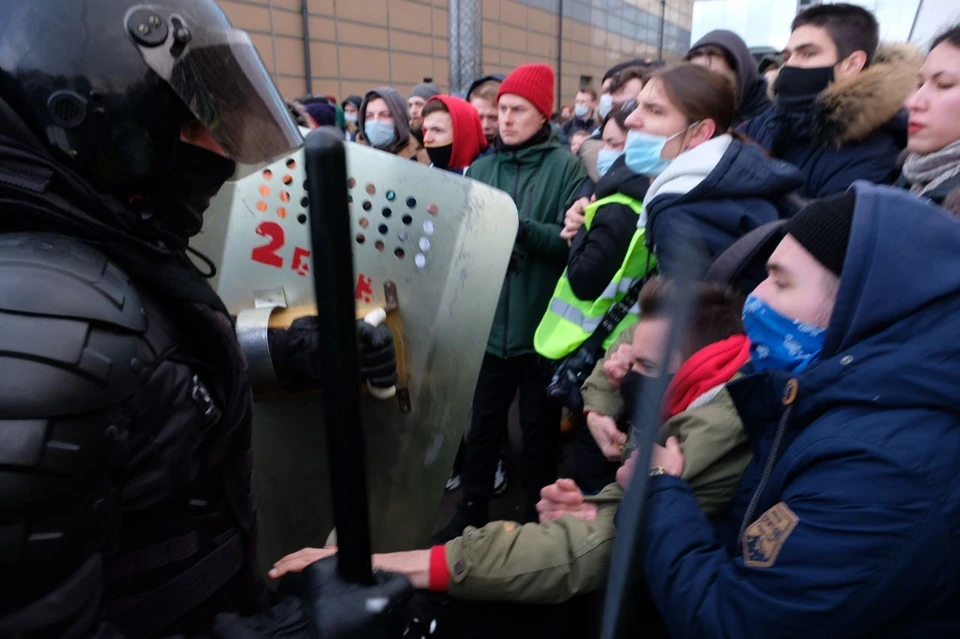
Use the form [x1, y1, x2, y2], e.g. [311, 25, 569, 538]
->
[130, 8, 302, 173]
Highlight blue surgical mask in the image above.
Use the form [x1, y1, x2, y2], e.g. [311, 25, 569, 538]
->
[623, 122, 699, 177]
[598, 94, 613, 119]
[345, 113, 358, 124]
[596, 149, 623, 177]
[574, 104, 590, 119]
[365, 120, 397, 147]
[741, 294, 826, 373]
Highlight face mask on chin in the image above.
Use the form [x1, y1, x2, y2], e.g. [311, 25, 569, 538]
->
[145, 141, 237, 240]
[741, 294, 826, 373]
[598, 94, 614, 119]
[596, 149, 623, 177]
[774, 65, 836, 100]
[426, 143, 453, 169]
[364, 120, 397, 147]
[619, 369, 675, 455]
[624, 121, 699, 177]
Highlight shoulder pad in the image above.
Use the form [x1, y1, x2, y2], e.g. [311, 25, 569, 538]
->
[0, 233, 150, 418]
[0, 233, 147, 331]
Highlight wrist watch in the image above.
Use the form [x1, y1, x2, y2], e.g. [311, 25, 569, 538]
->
[649, 466, 667, 477]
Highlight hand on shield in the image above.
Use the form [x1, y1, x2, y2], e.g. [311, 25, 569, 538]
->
[218, 555, 413, 639]
[267, 313, 398, 394]
[356, 315, 399, 393]
[280, 555, 413, 637]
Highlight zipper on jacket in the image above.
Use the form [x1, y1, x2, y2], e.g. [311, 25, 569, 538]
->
[502, 158, 523, 358]
[737, 380, 798, 545]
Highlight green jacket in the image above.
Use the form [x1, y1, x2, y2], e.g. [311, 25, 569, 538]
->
[466, 131, 588, 358]
[581, 321, 633, 419]
[444, 386, 750, 603]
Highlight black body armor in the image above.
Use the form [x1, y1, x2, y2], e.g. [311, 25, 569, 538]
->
[0, 232, 264, 638]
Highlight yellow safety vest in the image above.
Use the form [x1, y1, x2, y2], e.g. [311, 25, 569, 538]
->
[534, 193, 656, 360]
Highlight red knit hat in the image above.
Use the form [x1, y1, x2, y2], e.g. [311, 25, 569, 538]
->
[497, 64, 555, 120]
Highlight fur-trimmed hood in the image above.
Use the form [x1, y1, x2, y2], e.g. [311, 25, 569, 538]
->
[767, 43, 922, 145]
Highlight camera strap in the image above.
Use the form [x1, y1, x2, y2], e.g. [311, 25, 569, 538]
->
[579, 254, 653, 355]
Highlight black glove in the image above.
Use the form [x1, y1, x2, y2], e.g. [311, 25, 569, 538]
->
[356, 319, 398, 389]
[279, 556, 413, 639]
[267, 316, 398, 392]
[212, 596, 318, 638]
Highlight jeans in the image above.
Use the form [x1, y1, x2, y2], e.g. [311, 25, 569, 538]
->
[461, 353, 561, 520]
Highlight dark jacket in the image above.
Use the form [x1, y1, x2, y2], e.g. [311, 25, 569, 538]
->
[466, 73, 506, 100]
[568, 155, 649, 300]
[644, 135, 804, 278]
[687, 29, 771, 125]
[561, 116, 598, 140]
[0, 138, 263, 637]
[640, 182, 960, 638]
[740, 44, 921, 198]
[466, 126, 589, 358]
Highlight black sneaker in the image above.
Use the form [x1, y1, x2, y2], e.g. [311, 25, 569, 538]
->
[431, 499, 488, 544]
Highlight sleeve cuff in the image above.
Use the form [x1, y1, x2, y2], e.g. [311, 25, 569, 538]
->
[428, 545, 450, 592]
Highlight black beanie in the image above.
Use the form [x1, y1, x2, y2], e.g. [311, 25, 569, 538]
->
[785, 191, 856, 277]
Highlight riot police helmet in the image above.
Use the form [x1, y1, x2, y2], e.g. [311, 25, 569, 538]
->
[0, 0, 302, 193]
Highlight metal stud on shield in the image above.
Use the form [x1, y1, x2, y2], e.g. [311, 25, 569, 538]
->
[192, 134, 520, 559]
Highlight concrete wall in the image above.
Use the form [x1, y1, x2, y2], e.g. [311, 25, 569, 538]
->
[217, 0, 693, 107]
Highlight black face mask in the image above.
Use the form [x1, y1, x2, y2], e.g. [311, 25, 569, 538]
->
[426, 144, 453, 170]
[151, 141, 238, 240]
[620, 369, 675, 428]
[774, 65, 835, 101]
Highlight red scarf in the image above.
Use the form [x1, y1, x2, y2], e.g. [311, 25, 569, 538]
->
[663, 335, 750, 420]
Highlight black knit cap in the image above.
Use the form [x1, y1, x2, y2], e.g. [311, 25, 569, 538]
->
[785, 191, 856, 277]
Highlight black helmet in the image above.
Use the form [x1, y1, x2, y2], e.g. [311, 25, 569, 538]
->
[0, 0, 302, 192]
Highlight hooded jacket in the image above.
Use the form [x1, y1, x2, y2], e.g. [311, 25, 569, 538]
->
[741, 44, 921, 198]
[466, 126, 588, 358]
[442, 376, 749, 604]
[466, 73, 506, 100]
[567, 155, 650, 299]
[426, 95, 487, 173]
[643, 135, 804, 278]
[640, 182, 960, 638]
[357, 86, 429, 163]
[687, 30, 772, 125]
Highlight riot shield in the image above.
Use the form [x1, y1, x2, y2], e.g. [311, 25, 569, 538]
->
[192, 139, 518, 565]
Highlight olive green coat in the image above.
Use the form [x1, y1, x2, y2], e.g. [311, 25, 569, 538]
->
[443, 386, 750, 603]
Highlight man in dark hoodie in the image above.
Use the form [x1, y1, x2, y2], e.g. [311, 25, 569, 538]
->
[686, 29, 771, 125]
[467, 74, 506, 153]
[433, 64, 588, 542]
[740, 3, 921, 198]
[358, 86, 429, 163]
[408, 81, 441, 145]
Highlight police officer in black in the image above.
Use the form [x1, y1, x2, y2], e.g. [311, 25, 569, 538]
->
[0, 1, 408, 637]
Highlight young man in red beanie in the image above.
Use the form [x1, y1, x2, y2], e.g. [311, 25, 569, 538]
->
[420, 95, 488, 174]
[432, 63, 589, 542]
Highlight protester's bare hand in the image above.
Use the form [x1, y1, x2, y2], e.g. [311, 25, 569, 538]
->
[651, 436, 685, 477]
[560, 197, 590, 243]
[603, 344, 633, 389]
[537, 478, 598, 522]
[269, 546, 338, 579]
[616, 451, 638, 491]
[587, 412, 627, 462]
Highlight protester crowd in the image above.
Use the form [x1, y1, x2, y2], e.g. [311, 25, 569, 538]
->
[277, 4, 960, 636]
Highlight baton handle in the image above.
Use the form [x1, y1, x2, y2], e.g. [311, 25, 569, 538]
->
[304, 128, 374, 586]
